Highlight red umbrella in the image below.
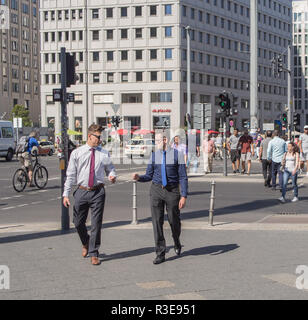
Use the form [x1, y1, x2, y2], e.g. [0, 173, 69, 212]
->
[133, 129, 154, 135]
[110, 129, 131, 135]
[208, 130, 219, 135]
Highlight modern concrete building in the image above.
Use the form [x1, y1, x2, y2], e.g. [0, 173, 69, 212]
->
[292, 0, 308, 130]
[40, 0, 292, 140]
[0, 0, 40, 125]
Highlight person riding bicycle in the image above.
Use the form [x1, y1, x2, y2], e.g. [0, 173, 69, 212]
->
[18, 132, 39, 187]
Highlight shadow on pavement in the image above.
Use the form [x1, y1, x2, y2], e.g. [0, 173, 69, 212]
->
[166, 244, 240, 262]
[188, 191, 210, 196]
[180, 197, 308, 219]
[99, 246, 158, 261]
[0, 218, 152, 244]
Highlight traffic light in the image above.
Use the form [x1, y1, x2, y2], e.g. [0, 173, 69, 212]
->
[66, 53, 79, 87]
[293, 113, 301, 127]
[281, 113, 288, 126]
[218, 92, 230, 111]
[277, 55, 283, 74]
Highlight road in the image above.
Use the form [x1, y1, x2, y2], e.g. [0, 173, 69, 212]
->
[1, 155, 307, 228]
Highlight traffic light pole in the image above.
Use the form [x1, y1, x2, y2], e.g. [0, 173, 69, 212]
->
[60, 47, 70, 231]
[287, 45, 292, 141]
[223, 117, 228, 177]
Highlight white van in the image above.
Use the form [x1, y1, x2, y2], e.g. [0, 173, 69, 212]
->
[0, 121, 15, 161]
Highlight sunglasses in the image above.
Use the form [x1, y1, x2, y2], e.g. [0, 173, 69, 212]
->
[91, 133, 101, 140]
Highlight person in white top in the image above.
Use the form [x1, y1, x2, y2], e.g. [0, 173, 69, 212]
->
[279, 142, 300, 203]
[299, 125, 308, 176]
[63, 124, 116, 265]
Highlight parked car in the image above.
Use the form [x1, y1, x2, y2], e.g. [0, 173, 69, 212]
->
[38, 141, 55, 156]
[124, 138, 155, 157]
[0, 121, 15, 161]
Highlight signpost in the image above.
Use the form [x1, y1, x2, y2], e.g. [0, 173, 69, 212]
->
[13, 117, 22, 142]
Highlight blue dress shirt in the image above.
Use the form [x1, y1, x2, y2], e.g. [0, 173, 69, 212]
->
[138, 148, 188, 198]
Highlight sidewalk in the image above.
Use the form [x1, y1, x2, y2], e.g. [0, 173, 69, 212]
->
[1, 222, 308, 300]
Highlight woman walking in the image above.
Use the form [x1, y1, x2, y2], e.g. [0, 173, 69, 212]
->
[279, 142, 300, 203]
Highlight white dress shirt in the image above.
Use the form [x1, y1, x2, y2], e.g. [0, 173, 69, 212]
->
[63, 144, 116, 197]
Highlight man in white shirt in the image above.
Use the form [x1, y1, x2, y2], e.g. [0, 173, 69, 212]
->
[63, 124, 116, 265]
[299, 125, 308, 176]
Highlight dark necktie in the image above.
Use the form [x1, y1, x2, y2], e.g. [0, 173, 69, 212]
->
[161, 151, 167, 187]
[88, 148, 95, 188]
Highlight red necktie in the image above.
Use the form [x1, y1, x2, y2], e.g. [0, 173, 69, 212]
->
[88, 148, 95, 188]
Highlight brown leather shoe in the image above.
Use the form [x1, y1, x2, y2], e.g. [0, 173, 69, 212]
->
[91, 257, 101, 266]
[82, 243, 89, 258]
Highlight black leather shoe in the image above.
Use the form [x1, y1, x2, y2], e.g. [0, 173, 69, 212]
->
[153, 256, 165, 265]
[174, 246, 182, 256]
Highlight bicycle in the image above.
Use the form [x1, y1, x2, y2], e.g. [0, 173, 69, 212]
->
[12, 153, 48, 192]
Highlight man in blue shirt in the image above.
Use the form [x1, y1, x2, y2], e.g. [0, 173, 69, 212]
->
[19, 131, 39, 187]
[133, 132, 188, 264]
[267, 130, 287, 190]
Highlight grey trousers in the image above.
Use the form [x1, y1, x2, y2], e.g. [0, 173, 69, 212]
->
[150, 183, 181, 257]
[73, 187, 105, 257]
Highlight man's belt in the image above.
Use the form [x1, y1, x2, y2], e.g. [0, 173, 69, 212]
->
[153, 182, 179, 190]
[79, 183, 105, 191]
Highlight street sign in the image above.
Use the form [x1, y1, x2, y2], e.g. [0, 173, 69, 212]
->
[193, 103, 212, 130]
[112, 104, 120, 114]
[53, 89, 63, 102]
[67, 93, 75, 103]
[263, 123, 274, 131]
[13, 117, 22, 128]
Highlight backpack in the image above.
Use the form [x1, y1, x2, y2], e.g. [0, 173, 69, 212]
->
[16, 136, 30, 154]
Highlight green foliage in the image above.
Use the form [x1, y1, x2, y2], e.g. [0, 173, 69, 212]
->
[10, 105, 32, 127]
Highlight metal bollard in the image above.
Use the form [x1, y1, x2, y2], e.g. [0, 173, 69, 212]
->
[209, 180, 216, 226]
[132, 180, 138, 225]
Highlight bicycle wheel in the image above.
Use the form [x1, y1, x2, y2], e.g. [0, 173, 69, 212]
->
[34, 165, 48, 189]
[12, 169, 28, 192]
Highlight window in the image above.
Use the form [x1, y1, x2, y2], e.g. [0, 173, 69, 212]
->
[93, 73, 100, 83]
[92, 9, 99, 19]
[121, 72, 128, 82]
[151, 92, 172, 103]
[151, 71, 158, 81]
[1, 127, 13, 138]
[165, 27, 172, 37]
[150, 49, 157, 60]
[150, 5, 157, 16]
[150, 27, 157, 38]
[92, 30, 99, 40]
[106, 30, 113, 40]
[165, 49, 172, 59]
[165, 4, 172, 15]
[121, 7, 128, 17]
[92, 52, 99, 62]
[122, 93, 143, 103]
[107, 51, 114, 61]
[107, 73, 114, 83]
[165, 71, 173, 81]
[135, 6, 142, 16]
[136, 72, 143, 82]
[135, 28, 142, 38]
[106, 8, 113, 18]
[121, 29, 128, 39]
[135, 50, 143, 60]
[121, 51, 128, 61]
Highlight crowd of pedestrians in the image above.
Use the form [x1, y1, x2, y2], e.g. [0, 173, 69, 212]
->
[171, 126, 308, 203]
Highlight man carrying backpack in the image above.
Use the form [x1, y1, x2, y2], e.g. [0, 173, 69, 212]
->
[17, 132, 39, 187]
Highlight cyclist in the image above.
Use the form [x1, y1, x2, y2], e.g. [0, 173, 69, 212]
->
[18, 131, 39, 187]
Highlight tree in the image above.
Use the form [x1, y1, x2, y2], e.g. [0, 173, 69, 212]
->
[10, 105, 32, 127]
